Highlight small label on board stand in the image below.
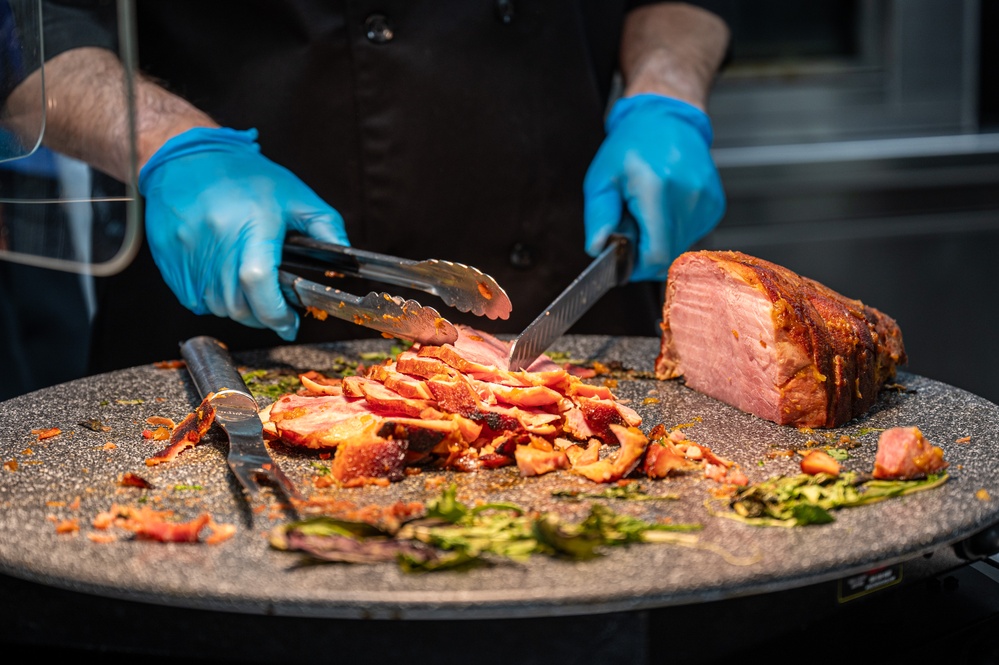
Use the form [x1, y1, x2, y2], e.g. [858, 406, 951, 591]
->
[837, 564, 904, 603]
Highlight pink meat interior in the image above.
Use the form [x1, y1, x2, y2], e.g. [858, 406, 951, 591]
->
[666, 258, 805, 422]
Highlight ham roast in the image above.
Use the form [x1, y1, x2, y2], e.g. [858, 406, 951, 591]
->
[655, 250, 906, 428]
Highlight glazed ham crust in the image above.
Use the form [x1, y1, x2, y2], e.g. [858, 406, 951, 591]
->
[655, 251, 906, 428]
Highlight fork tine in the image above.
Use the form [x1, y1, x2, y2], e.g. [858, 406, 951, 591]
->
[229, 453, 302, 502]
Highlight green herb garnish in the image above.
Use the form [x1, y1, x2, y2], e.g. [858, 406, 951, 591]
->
[329, 356, 359, 377]
[719, 471, 949, 527]
[241, 369, 302, 400]
[271, 484, 702, 572]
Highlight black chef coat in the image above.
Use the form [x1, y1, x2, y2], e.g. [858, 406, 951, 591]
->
[39, 0, 719, 372]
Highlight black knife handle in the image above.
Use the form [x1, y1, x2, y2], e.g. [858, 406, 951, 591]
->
[179, 336, 251, 401]
[608, 210, 639, 286]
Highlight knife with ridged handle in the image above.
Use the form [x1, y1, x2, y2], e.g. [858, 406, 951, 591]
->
[507, 224, 636, 371]
[180, 336, 302, 514]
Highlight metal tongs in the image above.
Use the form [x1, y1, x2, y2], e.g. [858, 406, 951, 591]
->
[279, 234, 512, 344]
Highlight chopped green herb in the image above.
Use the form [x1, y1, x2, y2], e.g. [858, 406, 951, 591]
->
[329, 356, 360, 377]
[826, 448, 849, 461]
[310, 462, 331, 476]
[241, 369, 302, 400]
[719, 472, 949, 527]
[173, 484, 204, 492]
[271, 484, 702, 572]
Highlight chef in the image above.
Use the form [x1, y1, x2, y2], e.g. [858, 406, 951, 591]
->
[2, 0, 729, 374]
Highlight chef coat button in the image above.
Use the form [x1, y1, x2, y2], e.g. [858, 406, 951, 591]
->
[365, 14, 394, 43]
[495, 0, 515, 24]
[509, 242, 533, 269]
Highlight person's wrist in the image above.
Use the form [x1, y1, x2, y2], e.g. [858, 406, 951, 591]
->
[138, 126, 260, 195]
[136, 116, 221, 171]
[606, 93, 713, 146]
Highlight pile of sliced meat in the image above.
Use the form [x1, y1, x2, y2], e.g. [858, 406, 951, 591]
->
[261, 326, 648, 486]
[656, 250, 907, 428]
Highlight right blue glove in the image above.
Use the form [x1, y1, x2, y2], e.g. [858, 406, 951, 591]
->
[138, 127, 349, 341]
[583, 94, 725, 282]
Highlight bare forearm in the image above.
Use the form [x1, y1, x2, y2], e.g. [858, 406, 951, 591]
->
[2, 47, 217, 182]
[620, 2, 730, 110]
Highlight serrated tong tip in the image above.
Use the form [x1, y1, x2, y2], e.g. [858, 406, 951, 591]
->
[281, 236, 512, 324]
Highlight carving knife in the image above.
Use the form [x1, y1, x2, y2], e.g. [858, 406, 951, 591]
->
[507, 228, 636, 371]
[179, 336, 302, 514]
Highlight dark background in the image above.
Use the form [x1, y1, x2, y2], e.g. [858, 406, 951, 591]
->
[703, 0, 999, 406]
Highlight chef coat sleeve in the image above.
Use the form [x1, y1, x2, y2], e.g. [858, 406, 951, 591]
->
[39, 0, 118, 61]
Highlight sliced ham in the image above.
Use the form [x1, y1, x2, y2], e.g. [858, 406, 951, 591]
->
[514, 438, 570, 477]
[571, 425, 649, 483]
[332, 434, 408, 485]
[643, 440, 694, 479]
[656, 250, 906, 428]
[261, 324, 646, 485]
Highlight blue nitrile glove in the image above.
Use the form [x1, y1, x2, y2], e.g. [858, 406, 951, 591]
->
[138, 127, 349, 341]
[583, 94, 725, 282]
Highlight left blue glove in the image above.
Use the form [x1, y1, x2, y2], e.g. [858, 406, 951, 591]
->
[139, 127, 350, 341]
[583, 94, 725, 282]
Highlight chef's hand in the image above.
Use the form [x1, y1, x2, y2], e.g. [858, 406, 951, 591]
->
[138, 127, 349, 341]
[583, 93, 725, 282]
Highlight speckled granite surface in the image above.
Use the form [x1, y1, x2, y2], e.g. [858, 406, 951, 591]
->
[0, 335, 997, 620]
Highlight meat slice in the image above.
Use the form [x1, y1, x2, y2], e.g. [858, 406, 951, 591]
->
[331, 434, 408, 485]
[873, 426, 948, 479]
[514, 438, 570, 477]
[655, 251, 906, 428]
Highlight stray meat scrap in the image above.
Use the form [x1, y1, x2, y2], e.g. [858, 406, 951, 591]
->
[873, 426, 948, 480]
[145, 394, 216, 466]
[656, 250, 906, 428]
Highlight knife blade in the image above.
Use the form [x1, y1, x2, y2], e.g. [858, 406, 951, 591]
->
[179, 336, 302, 513]
[507, 229, 636, 371]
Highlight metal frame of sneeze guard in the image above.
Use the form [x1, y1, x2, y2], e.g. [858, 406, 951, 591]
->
[0, 0, 141, 276]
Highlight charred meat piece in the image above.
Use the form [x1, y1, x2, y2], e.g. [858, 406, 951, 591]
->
[655, 251, 906, 428]
[873, 426, 948, 480]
